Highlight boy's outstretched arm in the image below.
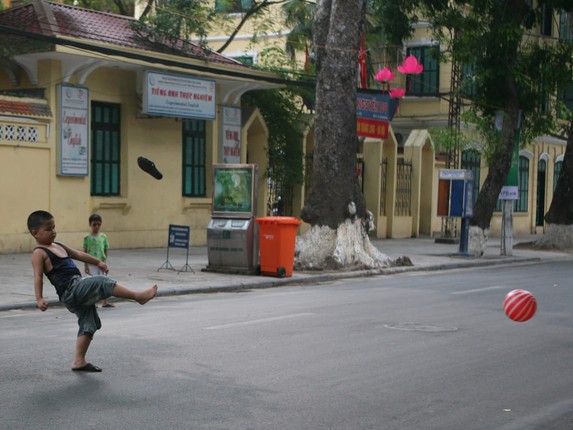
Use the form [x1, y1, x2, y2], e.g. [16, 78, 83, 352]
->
[31, 249, 48, 311]
[62, 243, 108, 274]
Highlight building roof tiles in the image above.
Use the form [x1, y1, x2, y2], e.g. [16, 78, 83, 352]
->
[0, 1, 243, 67]
[0, 99, 52, 117]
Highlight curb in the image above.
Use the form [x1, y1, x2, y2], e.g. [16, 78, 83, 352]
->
[0, 256, 542, 313]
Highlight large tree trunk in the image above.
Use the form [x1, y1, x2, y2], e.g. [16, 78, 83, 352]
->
[544, 118, 573, 225]
[467, 0, 528, 257]
[301, 0, 367, 228]
[534, 118, 573, 249]
[297, 0, 392, 270]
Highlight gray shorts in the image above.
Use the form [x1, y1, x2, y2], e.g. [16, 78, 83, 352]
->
[61, 275, 116, 337]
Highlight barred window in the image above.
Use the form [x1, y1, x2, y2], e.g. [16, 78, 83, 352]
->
[182, 119, 206, 197]
[90, 102, 121, 196]
[554, 160, 563, 192]
[405, 46, 439, 96]
[515, 156, 529, 212]
[395, 159, 412, 216]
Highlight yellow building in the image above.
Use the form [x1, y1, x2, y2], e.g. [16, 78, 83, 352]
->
[1, 1, 569, 256]
[0, 0, 282, 253]
[200, 1, 569, 239]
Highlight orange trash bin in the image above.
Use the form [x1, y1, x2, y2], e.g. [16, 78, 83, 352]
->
[256, 216, 302, 278]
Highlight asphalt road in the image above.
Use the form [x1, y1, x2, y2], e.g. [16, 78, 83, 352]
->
[1, 261, 573, 430]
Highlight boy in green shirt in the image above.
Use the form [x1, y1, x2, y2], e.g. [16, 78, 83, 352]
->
[84, 214, 112, 307]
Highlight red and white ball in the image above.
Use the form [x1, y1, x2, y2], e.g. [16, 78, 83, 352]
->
[503, 289, 537, 322]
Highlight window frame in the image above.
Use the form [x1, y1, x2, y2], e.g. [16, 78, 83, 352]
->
[558, 84, 573, 118]
[182, 119, 207, 198]
[541, 3, 553, 36]
[461, 62, 477, 100]
[560, 9, 573, 41]
[90, 102, 121, 197]
[554, 160, 563, 192]
[515, 155, 530, 213]
[405, 46, 440, 97]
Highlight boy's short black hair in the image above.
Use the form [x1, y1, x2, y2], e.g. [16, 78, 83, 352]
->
[89, 214, 103, 224]
[27, 210, 54, 233]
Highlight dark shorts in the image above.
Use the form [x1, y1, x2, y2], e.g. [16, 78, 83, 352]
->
[61, 275, 116, 336]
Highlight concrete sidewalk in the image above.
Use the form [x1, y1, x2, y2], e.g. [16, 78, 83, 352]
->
[2, 235, 571, 312]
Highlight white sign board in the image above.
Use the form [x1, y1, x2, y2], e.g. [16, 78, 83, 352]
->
[58, 84, 89, 176]
[499, 185, 519, 200]
[143, 71, 216, 120]
[439, 169, 473, 180]
[220, 106, 242, 164]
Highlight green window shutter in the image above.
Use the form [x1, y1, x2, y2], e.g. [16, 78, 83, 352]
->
[91, 102, 121, 196]
[182, 120, 206, 197]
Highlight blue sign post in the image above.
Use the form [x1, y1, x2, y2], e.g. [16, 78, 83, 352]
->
[158, 225, 194, 273]
[438, 170, 474, 255]
[169, 225, 190, 248]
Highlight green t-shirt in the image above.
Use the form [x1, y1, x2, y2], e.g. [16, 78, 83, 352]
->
[83, 233, 108, 261]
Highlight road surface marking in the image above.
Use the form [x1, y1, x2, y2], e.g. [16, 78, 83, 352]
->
[205, 312, 315, 330]
[450, 285, 505, 295]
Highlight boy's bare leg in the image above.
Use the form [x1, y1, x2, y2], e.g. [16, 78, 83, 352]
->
[112, 283, 158, 305]
[72, 334, 92, 369]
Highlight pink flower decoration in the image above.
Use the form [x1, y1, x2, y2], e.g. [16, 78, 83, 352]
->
[374, 67, 395, 83]
[397, 55, 424, 74]
[390, 88, 406, 98]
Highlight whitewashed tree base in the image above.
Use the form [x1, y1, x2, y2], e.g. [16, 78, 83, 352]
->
[294, 218, 393, 271]
[468, 226, 488, 257]
[533, 224, 573, 250]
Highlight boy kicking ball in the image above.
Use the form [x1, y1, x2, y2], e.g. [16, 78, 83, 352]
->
[28, 210, 158, 372]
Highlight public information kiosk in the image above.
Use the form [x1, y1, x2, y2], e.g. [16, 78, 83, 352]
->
[437, 169, 474, 255]
[204, 164, 259, 274]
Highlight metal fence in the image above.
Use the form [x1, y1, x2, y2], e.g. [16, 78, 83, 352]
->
[266, 177, 294, 216]
[298, 153, 412, 218]
[395, 159, 412, 216]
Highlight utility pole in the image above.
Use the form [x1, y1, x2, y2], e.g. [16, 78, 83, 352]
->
[437, 53, 463, 243]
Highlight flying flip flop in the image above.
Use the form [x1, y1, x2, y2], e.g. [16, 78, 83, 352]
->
[137, 156, 163, 180]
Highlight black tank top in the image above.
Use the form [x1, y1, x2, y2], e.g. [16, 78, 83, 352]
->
[35, 243, 81, 299]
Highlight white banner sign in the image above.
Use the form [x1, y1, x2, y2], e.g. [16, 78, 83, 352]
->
[143, 71, 216, 119]
[439, 169, 473, 180]
[499, 185, 519, 200]
[220, 106, 242, 164]
[59, 84, 89, 176]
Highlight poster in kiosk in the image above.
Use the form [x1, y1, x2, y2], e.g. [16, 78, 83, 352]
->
[437, 169, 474, 255]
[205, 164, 258, 274]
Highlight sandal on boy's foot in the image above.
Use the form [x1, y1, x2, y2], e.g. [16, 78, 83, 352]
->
[72, 363, 102, 372]
[137, 156, 163, 180]
[102, 303, 115, 308]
